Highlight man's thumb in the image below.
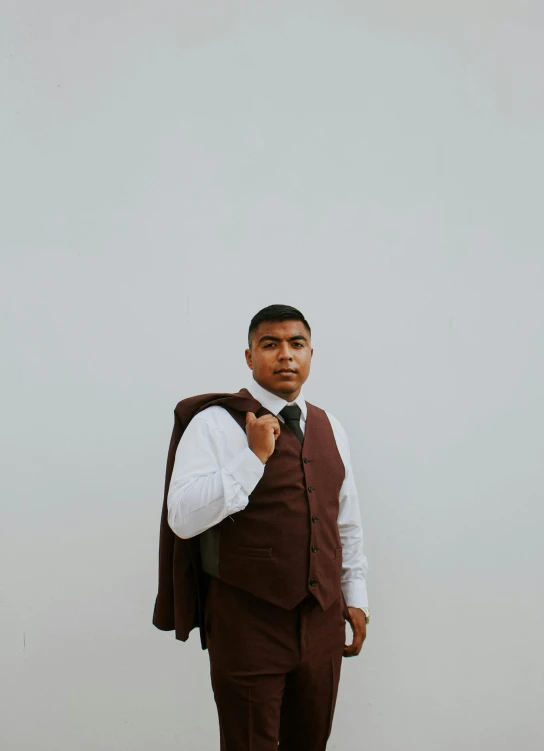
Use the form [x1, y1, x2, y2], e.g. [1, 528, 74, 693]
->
[246, 411, 256, 425]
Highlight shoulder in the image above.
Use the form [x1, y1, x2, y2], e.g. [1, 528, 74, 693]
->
[172, 392, 240, 433]
[307, 402, 350, 447]
[322, 410, 352, 468]
[183, 404, 237, 432]
[191, 405, 233, 424]
[174, 405, 241, 450]
[324, 410, 349, 442]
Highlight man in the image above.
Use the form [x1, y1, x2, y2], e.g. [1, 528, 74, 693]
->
[154, 304, 369, 751]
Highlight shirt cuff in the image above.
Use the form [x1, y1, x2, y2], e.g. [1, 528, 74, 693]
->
[225, 446, 265, 496]
[341, 580, 369, 612]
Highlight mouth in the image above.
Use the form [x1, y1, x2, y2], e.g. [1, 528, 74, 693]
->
[275, 369, 297, 375]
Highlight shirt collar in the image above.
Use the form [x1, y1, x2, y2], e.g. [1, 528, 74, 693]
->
[246, 377, 307, 421]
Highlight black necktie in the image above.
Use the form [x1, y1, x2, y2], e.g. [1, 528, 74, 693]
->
[279, 404, 304, 445]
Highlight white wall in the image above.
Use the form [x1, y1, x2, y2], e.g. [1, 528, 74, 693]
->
[2, 2, 543, 749]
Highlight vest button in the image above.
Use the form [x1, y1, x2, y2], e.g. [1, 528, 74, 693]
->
[303, 457, 309, 463]
[311, 516, 319, 523]
[308, 486, 314, 492]
[309, 578, 317, 587]
[311, 545, 318, 553]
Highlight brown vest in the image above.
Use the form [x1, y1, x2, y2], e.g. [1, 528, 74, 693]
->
[200, 401, 345, 611]
[152, 388, 346, 649]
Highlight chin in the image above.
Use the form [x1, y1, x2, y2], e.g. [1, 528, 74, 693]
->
[276, 380, 299, 391]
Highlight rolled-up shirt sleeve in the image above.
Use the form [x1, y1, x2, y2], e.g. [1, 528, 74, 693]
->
[167, 413, 265, 539]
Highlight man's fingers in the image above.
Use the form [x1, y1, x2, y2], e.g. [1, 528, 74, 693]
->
[343, 609, 366, 657]
[343, 644, 359, 657]
[250, 414, 281, 431]
[343, 634, 358, 657]
[246, 412, 280, 426]
[343, 634, 364, 657]
[264, 417, 281, 439]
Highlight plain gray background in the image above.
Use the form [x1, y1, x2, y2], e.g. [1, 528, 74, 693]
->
[2, 2, 543, 749]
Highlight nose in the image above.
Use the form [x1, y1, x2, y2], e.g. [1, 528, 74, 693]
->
[277, 343, 293, 361]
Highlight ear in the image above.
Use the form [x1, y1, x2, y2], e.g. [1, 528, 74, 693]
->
[245, 348, 253, 369]
[310, 347, 314, 357]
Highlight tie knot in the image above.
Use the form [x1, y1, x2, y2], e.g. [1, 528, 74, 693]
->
[280, 404, 302, 422]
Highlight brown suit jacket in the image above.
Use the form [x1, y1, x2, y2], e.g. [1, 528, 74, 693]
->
[152, 389, 265, 648]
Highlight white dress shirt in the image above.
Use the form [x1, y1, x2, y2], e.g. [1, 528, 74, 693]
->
[167, 379, 369, 611]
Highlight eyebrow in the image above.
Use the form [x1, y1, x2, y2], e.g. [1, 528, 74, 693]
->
[258, 335, 308, 344]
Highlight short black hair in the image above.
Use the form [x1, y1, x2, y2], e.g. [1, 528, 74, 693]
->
[248, 304, 311, 347]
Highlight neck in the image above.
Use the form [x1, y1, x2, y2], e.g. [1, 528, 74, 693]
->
[253, 379, 302, 402]
[273, 387, 301, 402]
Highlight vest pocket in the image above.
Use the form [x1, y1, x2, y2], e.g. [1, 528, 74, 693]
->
[232, 546, 273, 559]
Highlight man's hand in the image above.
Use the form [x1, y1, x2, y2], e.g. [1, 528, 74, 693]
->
[245, 412, 281, 464]
[343, 607, 367, 657]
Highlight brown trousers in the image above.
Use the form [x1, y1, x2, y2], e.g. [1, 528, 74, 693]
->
[204, 576, 346, 751]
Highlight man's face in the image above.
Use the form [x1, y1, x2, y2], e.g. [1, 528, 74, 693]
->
[245, 319, 313, 400]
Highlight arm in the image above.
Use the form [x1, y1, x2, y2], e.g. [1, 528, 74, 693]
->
[338, 458, 369, 613]
[338, 458, 370, 657]
[167, 410, 266, 539]
[327, 412, 370, 657]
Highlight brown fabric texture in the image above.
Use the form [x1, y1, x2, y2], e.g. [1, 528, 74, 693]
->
[205, 576, 346, 751]
[214, 402, 345, 611]
[152, 389, 264, 646]
[152, 388, 348, 649]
